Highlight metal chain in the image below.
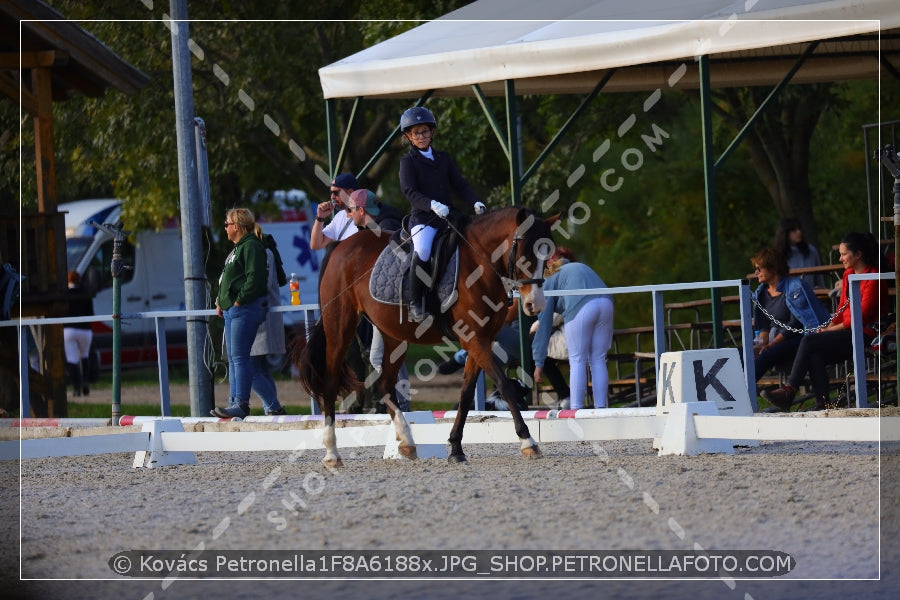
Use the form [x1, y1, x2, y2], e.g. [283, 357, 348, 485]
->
[752, 297, 848, 335]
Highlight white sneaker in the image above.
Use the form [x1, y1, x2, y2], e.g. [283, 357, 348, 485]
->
[559, 398, 570, 410]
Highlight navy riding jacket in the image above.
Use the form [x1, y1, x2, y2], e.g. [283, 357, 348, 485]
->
[399, 147, 480, 228]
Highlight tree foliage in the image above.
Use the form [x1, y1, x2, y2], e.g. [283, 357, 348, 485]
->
[4, 2, 898, 329]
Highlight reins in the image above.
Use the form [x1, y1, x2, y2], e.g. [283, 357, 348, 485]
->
[444, 213, 545, 293]
[316, 211, 545, 315]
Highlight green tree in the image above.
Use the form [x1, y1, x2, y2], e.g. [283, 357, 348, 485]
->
[4, 0, 476, 224]
[5, 1, 896, 330]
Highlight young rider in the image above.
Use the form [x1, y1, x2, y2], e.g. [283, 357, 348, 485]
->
[398, 106, 485, 322]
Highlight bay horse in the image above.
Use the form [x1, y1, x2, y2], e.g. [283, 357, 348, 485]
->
[294, 207, 558, 467]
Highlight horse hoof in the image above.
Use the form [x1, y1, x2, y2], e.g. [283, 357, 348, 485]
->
[448, 454, 467, 464]
[522, 445, 542, 459]
[398, 445, 418, 460]
[324, 457, 344, 469]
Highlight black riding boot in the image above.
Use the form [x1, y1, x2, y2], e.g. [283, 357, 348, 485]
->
[407, 255, 431, 323]
[66, 362, 82, 397]
[80, 358, 90, 396]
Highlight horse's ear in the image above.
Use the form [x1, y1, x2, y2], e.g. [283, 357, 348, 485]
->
[545, 213, 562, 225]
[515, 207, 530, 225]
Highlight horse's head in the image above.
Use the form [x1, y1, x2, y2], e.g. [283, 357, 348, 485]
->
[510, 209, 559, 316]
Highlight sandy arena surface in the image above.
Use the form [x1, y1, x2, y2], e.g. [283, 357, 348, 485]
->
[3, 376, 900, 600]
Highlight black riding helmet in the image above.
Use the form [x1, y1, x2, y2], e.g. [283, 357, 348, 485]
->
[400, 106, 436, 132]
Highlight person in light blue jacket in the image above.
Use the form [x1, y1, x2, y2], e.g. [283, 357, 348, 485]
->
[532, 248, 614, 410]
[751, 247, 830, 392]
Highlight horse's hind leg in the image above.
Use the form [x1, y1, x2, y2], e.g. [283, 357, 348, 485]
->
[319, 315, 362, 469]
[447, 361, 480, 463]
[378, 336, 416, 460]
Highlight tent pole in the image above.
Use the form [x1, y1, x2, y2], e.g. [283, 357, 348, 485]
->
[356, 91, 434, 180]
[699, 55, 723, 348]
[333, 97, 362, 177]
[714, 42, 818, 170]
[522, 69, 615, 185]
[505, 80, 521, 209]
[325, 98, 338, 177]
[472, 84, 510, 160]
[505, 79, 534, 399]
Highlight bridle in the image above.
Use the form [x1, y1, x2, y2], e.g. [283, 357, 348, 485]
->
[508, 230, 545, 288]
[446, 212, 547, 294]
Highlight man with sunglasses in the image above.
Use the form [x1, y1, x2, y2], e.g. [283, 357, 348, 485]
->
[344, 188, 402, 232]
[310, 173, 359, 250]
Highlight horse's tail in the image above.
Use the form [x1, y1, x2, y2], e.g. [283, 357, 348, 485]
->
[291, 318, 358, 400]
[292, 319, 327, 397]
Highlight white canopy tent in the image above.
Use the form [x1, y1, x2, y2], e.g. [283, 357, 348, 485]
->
[317, 0, 900, 358]
[319, 0, 900, 99]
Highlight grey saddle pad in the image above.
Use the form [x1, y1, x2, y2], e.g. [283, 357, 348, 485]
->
[369, 242, 459, 313]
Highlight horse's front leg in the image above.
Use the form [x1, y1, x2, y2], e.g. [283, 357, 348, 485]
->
[496, 374, 541, 459]
[447, 362, 479, 463]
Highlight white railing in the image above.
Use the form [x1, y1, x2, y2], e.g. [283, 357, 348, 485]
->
[2, 274, 893, 417]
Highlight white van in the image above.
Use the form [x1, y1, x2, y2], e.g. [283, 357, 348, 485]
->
[61, 196, 323, 367]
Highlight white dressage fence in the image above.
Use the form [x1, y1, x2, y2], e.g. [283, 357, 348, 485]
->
[3, 347, 898, 467]
[1, 408, 896, 466]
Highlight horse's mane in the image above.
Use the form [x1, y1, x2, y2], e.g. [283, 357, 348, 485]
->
[467, 205, 534, 231]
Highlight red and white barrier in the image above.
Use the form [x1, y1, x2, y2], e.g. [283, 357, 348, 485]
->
[0, 418, 112, 428]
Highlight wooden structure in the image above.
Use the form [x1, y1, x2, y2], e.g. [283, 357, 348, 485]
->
[0, 0, 149, 416]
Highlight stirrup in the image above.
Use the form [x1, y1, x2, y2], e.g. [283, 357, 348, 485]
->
[408, 299, 426, 323]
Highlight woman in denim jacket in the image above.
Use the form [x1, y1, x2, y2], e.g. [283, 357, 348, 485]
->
[751, 247, 829, 388]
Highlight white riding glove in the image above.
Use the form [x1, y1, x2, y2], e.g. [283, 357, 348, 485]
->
[474, 202, 486, 215]
[430, 200, 450, 218]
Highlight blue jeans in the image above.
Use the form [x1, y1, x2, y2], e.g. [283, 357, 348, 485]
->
[224, 296, 267, 404]
[251, 355, 282, 413]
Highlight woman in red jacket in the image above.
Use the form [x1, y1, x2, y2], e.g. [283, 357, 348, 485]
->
[763, 232, 887, 411]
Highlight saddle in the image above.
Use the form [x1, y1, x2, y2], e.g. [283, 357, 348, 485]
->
[369, 213, 467, 314]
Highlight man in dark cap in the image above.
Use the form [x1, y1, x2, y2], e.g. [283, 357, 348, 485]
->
[310, 173, 359, 250]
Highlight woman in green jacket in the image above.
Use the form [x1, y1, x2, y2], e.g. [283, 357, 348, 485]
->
[211, 208, 269, 419]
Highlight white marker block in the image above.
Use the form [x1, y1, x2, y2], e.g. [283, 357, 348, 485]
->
[658, 401, 735, 456]
[383, 411, 448, 460]
[133, 419, 197, 468]
[656, 349, 753, 417]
